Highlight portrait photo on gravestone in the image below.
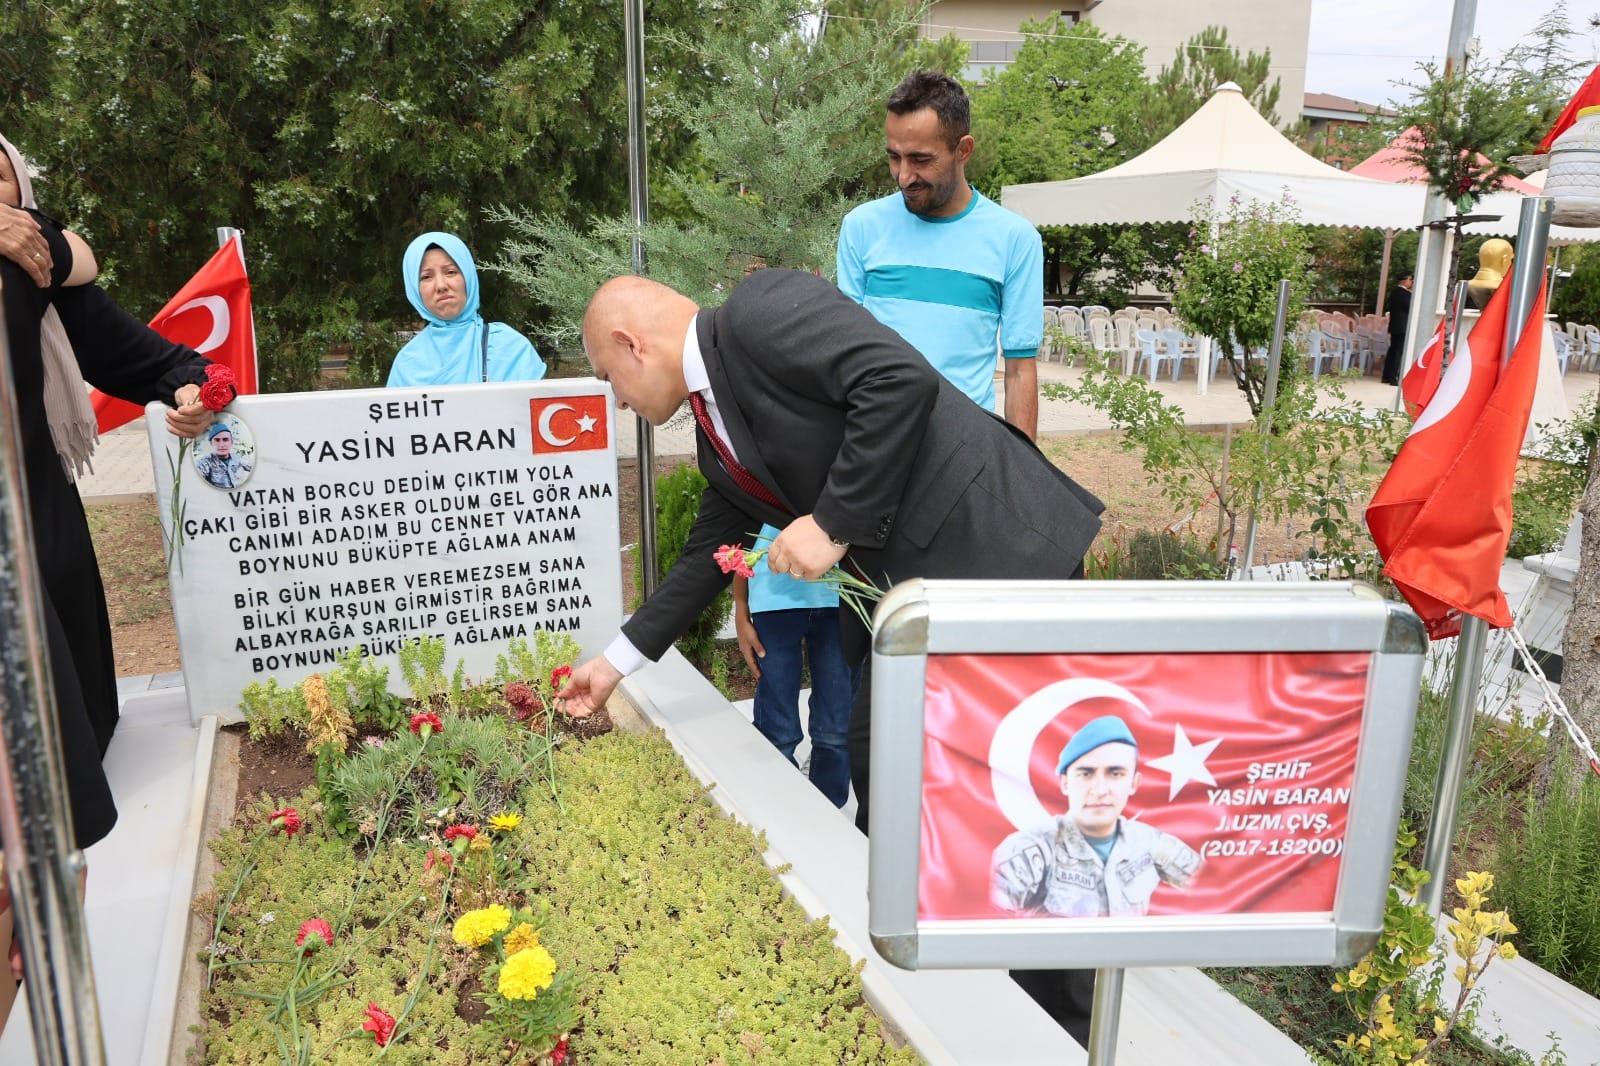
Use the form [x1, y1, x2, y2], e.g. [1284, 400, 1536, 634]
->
[145, 380, 623, 721]
[919, 651, 1367, 923]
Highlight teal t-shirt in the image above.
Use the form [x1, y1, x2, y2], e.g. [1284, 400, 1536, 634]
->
[1083, 829, 1118, 868]
[836, 188, 1043, 411]
[748, 523, 840, 614]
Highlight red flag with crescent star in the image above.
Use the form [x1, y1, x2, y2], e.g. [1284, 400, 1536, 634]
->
[1365, 277, 1513, 638]
[91, 235, 257, 433]
[1400, 318, 1447, 418]
[917, 652, 1369, 922]
[1378, 280, 1547, 638]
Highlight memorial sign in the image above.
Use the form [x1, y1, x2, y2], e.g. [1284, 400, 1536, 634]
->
[148, 381, 622, 723]
[868, 580, 1425, 972]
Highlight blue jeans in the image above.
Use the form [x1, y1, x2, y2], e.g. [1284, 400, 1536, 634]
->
[751, 607, 860, 808]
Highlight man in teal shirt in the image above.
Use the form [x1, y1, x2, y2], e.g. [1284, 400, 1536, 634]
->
[836, 70, 1043, 438]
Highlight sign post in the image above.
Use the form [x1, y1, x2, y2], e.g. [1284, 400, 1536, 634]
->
[868, 580, 1425, 1060]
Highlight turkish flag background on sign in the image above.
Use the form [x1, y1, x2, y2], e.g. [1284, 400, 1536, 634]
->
[1366, 279, 1513, 637]
[1380, 281, 1548, 637]
[918, 651, 1368, 922]
[1401, 318, 1447, 418]
[530, 395, 609, 453]
[91, 236, 256, 433]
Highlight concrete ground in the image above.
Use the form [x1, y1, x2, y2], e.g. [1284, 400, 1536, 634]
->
[75, 365, 1600, 502]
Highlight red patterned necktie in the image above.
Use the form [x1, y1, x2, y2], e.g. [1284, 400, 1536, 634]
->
[687, 391, 786, 511]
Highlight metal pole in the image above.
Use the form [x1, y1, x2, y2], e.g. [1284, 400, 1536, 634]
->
[1419, 196, 1552, 915]
[1393, 0, 1478, 412]
[0, 282, 108, 1062]
[1239, 279, 1291, 576]
[1375, 229, 1395, 316]
[1087, 967, 1125, 1066]
[623, 0, 659, 596]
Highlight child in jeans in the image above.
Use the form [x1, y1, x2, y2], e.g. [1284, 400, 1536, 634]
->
[731, 524, 860, 807]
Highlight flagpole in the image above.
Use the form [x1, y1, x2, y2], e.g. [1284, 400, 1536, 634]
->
[623, 0, 660, 597]
[1419, 196, 1552, 916]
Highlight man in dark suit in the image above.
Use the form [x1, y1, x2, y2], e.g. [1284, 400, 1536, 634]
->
[1382, 273, 1413, 385]
[562, 267, 1106, 1043]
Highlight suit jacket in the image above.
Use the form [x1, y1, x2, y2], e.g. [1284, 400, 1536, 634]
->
[622, 268, 1104, 663]
[1387, 286, 1412, 341]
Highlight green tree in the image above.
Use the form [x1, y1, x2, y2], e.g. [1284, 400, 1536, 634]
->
[493, 0, 920, 342]
[1389, 61, 1533, 211]
[966, 15, 1147, 195]
[1, 0, 720, 389]
[1125, 26, 1282, 154]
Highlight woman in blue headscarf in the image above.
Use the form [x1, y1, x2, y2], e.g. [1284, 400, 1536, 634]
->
[387, 231, 546, 387]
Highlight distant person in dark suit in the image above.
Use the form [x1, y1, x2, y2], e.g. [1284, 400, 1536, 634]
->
[1382, 273, 1413, 385]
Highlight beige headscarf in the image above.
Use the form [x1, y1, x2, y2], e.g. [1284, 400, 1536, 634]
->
[1, 133, 97, 481]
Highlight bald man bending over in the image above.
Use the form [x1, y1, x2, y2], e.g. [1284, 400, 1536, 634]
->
[563, 267, 1102, 815]
[561, 268, 1105, 1042]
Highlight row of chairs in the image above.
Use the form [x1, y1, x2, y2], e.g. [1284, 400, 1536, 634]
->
[1557, 322, 1600, 375]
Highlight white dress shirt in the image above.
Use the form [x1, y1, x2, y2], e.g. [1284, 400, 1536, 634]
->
[602, 313, 732, 677]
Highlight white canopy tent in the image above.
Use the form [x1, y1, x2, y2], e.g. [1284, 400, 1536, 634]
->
[1001, 83, 1595, 401]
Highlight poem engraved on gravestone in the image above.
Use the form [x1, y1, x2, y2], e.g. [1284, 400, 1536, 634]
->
[148, 382, 623, 722]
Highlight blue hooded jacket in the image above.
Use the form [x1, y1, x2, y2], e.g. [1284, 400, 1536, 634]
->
[387, 231, 546, 387]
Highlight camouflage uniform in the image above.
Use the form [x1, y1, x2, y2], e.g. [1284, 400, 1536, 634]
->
[990, 816, 1201, 917]
[195, 453, 251, 489]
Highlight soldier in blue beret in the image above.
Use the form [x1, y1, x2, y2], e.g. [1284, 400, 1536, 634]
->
[194, 421, 253, 489]
[991, 714, 1200, 917]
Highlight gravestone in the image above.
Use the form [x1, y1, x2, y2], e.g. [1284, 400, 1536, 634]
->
[147, 381, 622, 723]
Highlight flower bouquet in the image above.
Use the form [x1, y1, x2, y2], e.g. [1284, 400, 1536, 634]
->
[714, 541, 886, 628]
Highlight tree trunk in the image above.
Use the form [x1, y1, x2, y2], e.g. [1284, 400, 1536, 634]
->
[1554, 455, 1600, 783]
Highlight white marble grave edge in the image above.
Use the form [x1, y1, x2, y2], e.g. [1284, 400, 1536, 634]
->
[617, 648, 1318, 1065]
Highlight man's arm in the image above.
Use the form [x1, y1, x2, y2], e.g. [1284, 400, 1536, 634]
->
[725, 270, 939, 549]
[999, 226, 1044, 440]
[1151, 831, 1202, 889]
[1003, 356, 1038, 441]
[835, 212, 867, 305]
[991, 831, 1050, 912]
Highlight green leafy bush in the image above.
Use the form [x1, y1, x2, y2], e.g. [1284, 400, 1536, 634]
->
[1507, 400, 1597, 559]
[1491, 748, 1600, 998]
[654, 464, 733, 667]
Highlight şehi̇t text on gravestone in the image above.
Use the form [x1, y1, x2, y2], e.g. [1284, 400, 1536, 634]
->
[148, 383, 623, 722]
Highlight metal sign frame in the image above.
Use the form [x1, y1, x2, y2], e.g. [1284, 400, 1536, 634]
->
[867, 579, 1425, 971]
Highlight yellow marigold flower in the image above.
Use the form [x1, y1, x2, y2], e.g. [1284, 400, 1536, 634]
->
[489, 812, 523, 832]
[498, 945, 557, 1001]
[1497, 941, 1518, 960]
[504, 922, 540, 955]
[452, 904, 512, 948]
[469, 834, 492, 852]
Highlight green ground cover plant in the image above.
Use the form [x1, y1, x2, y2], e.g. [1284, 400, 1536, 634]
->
[209, 637, 917, 1064]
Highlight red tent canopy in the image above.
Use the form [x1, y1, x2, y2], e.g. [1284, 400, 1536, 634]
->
[1350, 128, 1540, 194]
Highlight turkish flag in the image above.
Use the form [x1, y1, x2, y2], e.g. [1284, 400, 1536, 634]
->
[91, 236, 256, 433]
[1401, 318, 1447, 418]
[530, 395, 608, 453]
[1365, 279, 1513, 637]
[918, 652, 1369, 922]
[1379, 281, 1547, 637]
[1539, 64, 1600, 152]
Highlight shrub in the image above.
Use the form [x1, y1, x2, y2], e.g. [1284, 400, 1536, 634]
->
[1491, 748, 1600, 998]
[1507, 399, 1597, 559]
[653, 464, 732, 667]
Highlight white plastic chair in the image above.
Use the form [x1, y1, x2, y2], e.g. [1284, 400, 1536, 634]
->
[1302, 330, 1341, 379]
[1157, 329, 1197, 381]
[1081, 304, 1110, 319]
[1134, 329, 1172, 382]
[1585, 325, 1600, 372]
[1087, 316, 1116, 366]
[1112, 316, 1138, 373]
[1553, 329, 1573, 376]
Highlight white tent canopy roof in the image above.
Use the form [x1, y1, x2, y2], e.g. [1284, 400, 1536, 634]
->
[1002, 83, 1423, 230]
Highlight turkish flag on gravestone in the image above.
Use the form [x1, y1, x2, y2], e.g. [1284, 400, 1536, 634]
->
[918, 652, 1369, 922]
[1366, 278, 1547, 639]
[91, 236, 257, 433]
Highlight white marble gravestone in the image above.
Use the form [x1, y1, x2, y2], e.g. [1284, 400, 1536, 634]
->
[147, 380, 622, 723]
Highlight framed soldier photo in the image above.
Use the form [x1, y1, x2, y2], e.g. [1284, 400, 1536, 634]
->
[866, 580, 1426, 972]
[193, 412, 256, 491]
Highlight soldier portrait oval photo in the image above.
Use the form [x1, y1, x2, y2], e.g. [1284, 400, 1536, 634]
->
[193, 412, 257, 491]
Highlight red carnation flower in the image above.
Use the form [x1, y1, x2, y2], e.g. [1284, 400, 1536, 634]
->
[362, 1002, 397, 1047]
[504, 681, 536, 722]
[295, 918, 334, 953]
[713, 544, 755, 578]
[550, 665, 573, 692]
[268, 807, 302, 838]
[442, 824, 478, 843]
[409, 711, 444, 738]
[198, 363, 237, 412]
[550, 1034, 570, 1064]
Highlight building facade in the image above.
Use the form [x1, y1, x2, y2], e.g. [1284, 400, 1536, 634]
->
[922, 0, 1312, 129]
